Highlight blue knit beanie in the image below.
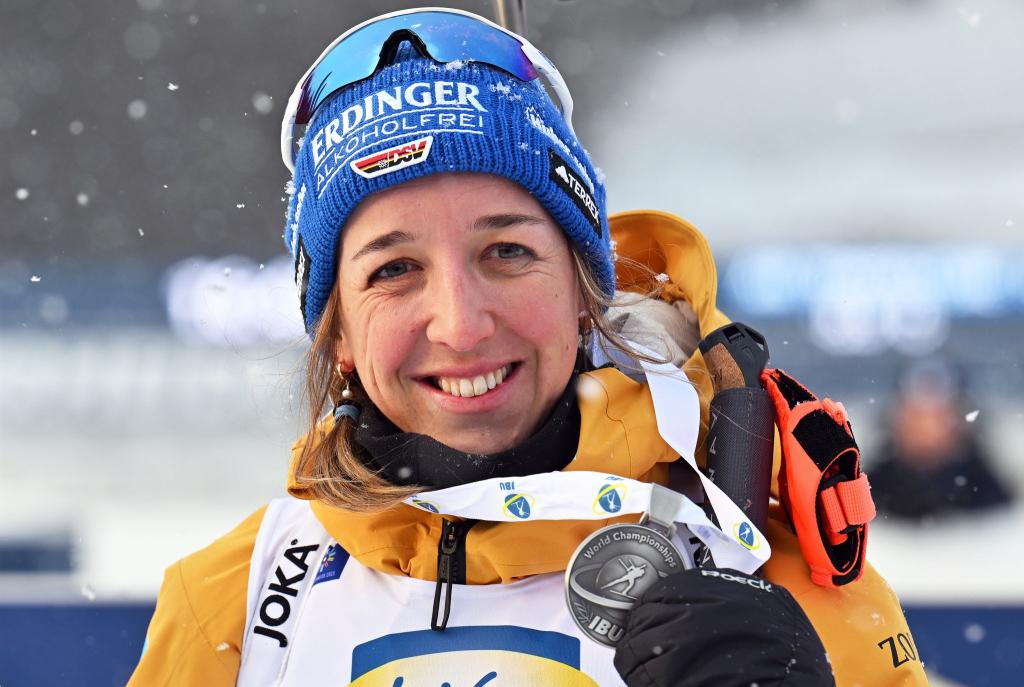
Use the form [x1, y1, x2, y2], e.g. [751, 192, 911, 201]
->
[283, 44, 612, 333]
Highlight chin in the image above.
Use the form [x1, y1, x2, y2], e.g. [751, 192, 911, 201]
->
[434, 429, 521, 455]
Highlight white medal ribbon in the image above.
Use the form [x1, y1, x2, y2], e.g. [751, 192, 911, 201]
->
[403, 340, 771, 574]
[631, 344, 772, 570]
[406, 469, 763, 571]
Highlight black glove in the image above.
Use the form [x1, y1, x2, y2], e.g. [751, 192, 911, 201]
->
[613, 568, 834, 687]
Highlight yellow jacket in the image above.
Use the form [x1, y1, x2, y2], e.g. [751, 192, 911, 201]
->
[129, 211, 927, 686]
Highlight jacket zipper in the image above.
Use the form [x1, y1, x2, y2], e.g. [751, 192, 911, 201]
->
[431, 518, 474, 631]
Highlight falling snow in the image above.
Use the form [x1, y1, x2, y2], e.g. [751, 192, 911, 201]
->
[236, 203, 245, 209]
[69, 120, 84, 135]
[15, 188, 29, 200]
[655, 273, 670, 283]
[76, 193, 89, 206]
[81, 584, 96, 601]
[30, 275, 41, 283]
[965, 410, 980, 423]
[252, 91, 274, 114]
[128, 99, 148, 119]
[964, 623, 985, 643]
[168, 82, 179, 91]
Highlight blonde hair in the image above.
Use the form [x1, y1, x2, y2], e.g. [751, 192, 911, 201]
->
[291, 249, 666, 512]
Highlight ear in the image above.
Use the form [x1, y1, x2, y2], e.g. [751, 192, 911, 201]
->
[335, 334, 355, 374]
[575, 283, 589, 331]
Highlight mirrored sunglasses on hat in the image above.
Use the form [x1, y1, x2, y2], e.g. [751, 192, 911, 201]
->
[280, 6, 576, 172]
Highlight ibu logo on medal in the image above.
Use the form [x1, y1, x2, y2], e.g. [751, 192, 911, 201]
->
[565, 523, 684, 647]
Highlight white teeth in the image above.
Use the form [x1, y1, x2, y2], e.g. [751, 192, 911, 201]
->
[435, 364, 514, 398]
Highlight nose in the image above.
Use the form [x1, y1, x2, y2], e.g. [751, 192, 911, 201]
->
[424, 265, 495, 352]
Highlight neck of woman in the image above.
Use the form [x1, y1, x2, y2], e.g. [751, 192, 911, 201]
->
[354, 373, 581, 489]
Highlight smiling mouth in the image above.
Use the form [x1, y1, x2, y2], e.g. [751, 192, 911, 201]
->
[428, 363, 518, 398]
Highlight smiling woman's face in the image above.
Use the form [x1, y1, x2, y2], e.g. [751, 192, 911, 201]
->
[334, 173, 582, 454]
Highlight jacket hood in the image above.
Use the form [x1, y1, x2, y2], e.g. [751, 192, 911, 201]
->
[287, 210, 730, 583]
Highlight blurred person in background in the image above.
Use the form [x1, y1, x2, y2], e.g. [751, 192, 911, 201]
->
[870, 357, 1012, 520]
[128, 7, 925, 686]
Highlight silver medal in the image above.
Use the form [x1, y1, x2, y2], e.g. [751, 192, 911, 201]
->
[564, 522, 686, 647]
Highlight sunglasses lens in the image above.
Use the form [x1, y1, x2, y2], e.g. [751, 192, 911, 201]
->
[296, 11, 540, 127]
[413, 13, 538, 80]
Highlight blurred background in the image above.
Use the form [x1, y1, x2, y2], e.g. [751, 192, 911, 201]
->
[1, 0, 1022, 684]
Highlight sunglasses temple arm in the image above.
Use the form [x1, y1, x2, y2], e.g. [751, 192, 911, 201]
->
[521, 44, 576, 135]
[280, 85, 303, 173]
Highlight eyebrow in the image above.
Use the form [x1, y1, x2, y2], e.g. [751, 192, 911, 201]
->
[350, 214, 545, 261]
[472, 213, 546, 231]
[351, 230, 416, 261]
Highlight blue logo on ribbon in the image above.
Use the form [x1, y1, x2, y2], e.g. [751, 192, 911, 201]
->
[503, 493, 533, 519]
[593, 478, 627, 514]
[412, 499, 440, 513]
[734, 521, 760, 550]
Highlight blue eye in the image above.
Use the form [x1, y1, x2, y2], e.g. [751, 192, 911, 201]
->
[371, 260, 411, 281]
[491, 243, 532, 260]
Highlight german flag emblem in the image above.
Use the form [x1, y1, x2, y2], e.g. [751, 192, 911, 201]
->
[350, 136, 434, 179]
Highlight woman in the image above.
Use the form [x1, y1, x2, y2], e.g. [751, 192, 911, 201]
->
[130, 8, 927, 686]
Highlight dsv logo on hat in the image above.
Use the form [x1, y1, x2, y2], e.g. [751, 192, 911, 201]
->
[351, 135, 433, 179]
